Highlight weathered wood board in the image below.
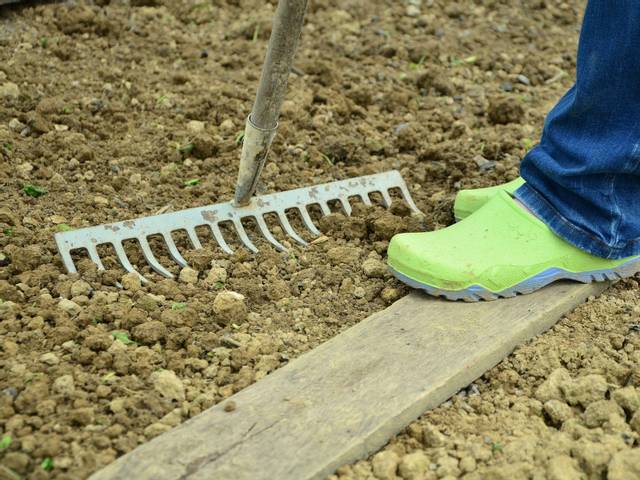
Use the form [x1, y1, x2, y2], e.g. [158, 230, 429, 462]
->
[91, 281, 607, 480]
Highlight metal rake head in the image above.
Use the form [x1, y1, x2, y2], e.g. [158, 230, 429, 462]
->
[54, 170, 421, 282]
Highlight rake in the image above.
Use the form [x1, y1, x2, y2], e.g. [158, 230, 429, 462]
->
[54, 0, 421, 281]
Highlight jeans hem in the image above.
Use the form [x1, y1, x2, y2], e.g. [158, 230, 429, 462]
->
[514, 184, 640, 260]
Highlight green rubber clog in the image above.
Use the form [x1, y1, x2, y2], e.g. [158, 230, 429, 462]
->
[453, 177, 525, 221]
[388, 190, 640, 301]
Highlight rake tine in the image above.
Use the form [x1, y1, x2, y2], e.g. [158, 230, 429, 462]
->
[338, 197, 352, 216]
[297, 207, 320, 236]
[209, 223, 234, 255]
[399, 185, 420, 213]
[380, 190, 393, 208]
[233, 220, 259, 253]
[138, 237, 174, 278]
[359, 193, 372, 206]
[277, 211, 307, 245]
[162, 232, 189, 268]
[58, 248, 78, 274]
[87, 245, 106, 271]
[318, 202, 331, 216]
[113, 242, 148, 283]
[186, 228, 203, 249]
[255, 215, 287, 251]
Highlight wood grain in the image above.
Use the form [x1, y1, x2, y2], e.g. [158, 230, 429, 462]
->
[91, 281, 607, 480]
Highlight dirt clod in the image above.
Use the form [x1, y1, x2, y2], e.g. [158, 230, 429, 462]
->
[213, 291, 248, 326]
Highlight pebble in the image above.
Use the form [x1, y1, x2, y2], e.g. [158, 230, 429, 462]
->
[205, 266, 228, 286]
[152, 370, 185, 402]
[93, 195, 109, 206]
[0, 81, 19, 99]
[58, 298, 82, 316]
[121, 272, 142, 292]
[70, 279, 92, 298]
[187, 120, 206, 134]
[53, 375, 75, 396]
[129, 173, 142, 184]
[9, 118, 25, 132]
[219, 119, 235, 132]
[109, 398, 126, 414]
[133, 320, 167, 344]
[39, 352, 59, 365]
[144, 422, 172, 438]
[371, 450, 399, 480]
[213, 291, 248, 325]
[398, 451, 429, 479]
[179, 267, 199, 284]
[353, 286, 366, 299]
[362, 256, 387, 278]
[406, 5, 421, 17]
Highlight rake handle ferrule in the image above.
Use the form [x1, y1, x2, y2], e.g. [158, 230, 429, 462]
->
[234, 115, 278, 207]
[234, 0, 308, 206]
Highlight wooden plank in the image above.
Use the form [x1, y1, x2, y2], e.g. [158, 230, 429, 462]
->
[91, 281, 607, 480]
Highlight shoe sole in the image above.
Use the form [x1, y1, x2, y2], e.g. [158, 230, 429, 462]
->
[389, 256, 640, 302]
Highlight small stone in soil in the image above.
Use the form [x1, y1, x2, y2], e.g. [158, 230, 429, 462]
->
[39, 352, 59, 365]
[224, 401, 236, 412]
[152, 370, 185, 402]
[58, 298, 82, 316]
[121, 272, 142, 292]
[213, 291, 248, 325]
[179, 267, 199, 284]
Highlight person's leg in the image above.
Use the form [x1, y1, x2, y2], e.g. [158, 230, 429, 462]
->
[387, 0, 640, 300]
[515, 0, 640, 259]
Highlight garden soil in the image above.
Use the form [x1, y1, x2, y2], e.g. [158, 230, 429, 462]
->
[1, 0, 637, 479]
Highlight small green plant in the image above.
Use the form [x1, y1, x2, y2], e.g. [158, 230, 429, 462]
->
[56, 224, 72, 232]
[450, 55, 477, 67]
[214, 281, 225, 290]
[491, 442, 502, 453]
[171, 302, 187, 310]
[3, 228, 13, 237]
[235, 131, 245, 145]
[0, 435, 12, 450]
[2, 142, 12, 154]
[522, 138, 534, 150]
[252, 24, 260, 42]
[39, 36, 48, 48]
[101, 372, 117, 383]
[184, 178, 200, 187]
[156, 94, 169, 106]
[62, 106, 73, 114]
[408, 55, 426, 71]
[41, 457, 54, 471]
[320, 153, 334, 166]
[177, 143, 194, 155]
[111, 331, 136, 345]
[92, 316, 105, 325]
[23, 184, 48, 198]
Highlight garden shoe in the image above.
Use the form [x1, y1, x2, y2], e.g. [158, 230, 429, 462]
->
[453, 177, 525, 221]
[388, 191, 640, 301]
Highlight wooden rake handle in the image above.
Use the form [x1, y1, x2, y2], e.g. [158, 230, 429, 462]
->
[234, 0, 308, 206]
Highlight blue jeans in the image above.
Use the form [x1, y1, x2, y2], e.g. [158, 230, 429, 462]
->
[514, 0, 640, 260]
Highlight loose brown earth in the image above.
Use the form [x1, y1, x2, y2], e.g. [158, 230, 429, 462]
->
[1, 0, 638, 479]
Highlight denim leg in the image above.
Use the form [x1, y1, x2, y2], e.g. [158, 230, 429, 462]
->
[514, 0, 640, 259]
